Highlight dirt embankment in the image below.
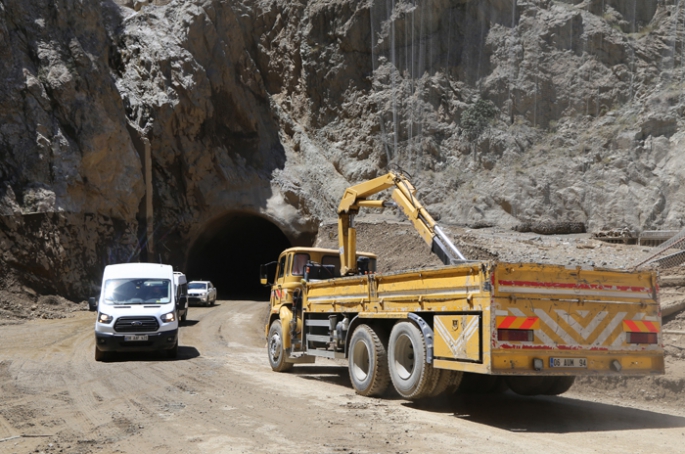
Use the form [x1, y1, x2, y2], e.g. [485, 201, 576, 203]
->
[2, 301, 685, 454]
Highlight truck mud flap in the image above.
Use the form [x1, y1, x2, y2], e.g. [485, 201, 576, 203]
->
[407, 313, 434, 364]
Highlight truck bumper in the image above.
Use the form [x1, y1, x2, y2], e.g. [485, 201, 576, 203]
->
[489, 350, 665, 375]
[95, 329, 178, 353]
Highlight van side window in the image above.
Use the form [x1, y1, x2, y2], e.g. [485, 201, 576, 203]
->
[291, 253, 310, 276]
[177, 283, 187, 302]
[277, 256, 286, 280]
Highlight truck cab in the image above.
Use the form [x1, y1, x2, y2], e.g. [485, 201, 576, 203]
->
[93, 263, 183, 361]
[260, 247, 377, 370]
[262, 247, 377, 307]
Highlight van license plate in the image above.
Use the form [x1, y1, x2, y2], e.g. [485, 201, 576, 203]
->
[124, 335, 148, 341]
[550, 357, 587, 368]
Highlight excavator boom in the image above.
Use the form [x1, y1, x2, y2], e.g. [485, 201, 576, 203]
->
[337, 171, 466, 275]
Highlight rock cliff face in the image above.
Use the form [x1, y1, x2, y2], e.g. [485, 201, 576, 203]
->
[1, 0, 684, 301]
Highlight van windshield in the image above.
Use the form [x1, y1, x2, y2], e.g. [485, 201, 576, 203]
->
[103, 279, 171, 305]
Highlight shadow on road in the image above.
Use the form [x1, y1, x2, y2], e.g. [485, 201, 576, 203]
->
[403, 392, 685, 433]
[102, 346, 201, 362]
[290, 365, 353, 389]
[189, 303, 221, 308]
[264, 363, 685, 434]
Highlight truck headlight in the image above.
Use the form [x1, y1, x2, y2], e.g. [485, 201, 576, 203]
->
[161, 312, 176, 323]
[98, 313, 113, 324]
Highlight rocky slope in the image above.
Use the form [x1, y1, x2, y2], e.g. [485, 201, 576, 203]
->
[1, 0, 684, 302]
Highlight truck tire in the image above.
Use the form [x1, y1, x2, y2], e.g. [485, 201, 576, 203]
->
[542, 376, 576, 395]
[94, 346, 108, 362]
[268, 320, 293, 372]
[505, 376, 554, 396]
[348, 325, 390, 397]
[429, 369, 463, 397]
[388, 321, 438, 400]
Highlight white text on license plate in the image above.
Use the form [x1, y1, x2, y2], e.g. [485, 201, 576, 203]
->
[550, 357, 587, 368]
[124, 334, 148, 341]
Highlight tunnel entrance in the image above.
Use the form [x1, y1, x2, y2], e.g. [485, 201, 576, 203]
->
[185, 213, 293, 301]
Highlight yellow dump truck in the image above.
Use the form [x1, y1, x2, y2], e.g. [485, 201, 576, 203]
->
[261, 172, 664, 399]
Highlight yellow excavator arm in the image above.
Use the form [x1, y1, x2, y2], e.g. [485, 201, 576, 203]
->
[337, 171, 467, 275]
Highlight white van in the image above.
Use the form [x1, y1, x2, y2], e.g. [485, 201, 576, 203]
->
[93, 263, 184, 361]
[174, 271, 189, 322]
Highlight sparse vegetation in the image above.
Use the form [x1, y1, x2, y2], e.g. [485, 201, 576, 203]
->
[461, 97, 497, 140]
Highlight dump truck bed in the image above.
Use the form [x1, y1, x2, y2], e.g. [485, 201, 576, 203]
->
[303, 261, 664, 376]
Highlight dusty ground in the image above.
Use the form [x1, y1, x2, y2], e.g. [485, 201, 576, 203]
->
[2, 302, 685, 454]
[3, 223, 685, 453]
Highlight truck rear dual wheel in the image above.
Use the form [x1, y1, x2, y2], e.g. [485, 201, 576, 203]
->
[505, 375, 575, 396]
[348, 325, 390, 397]
[388, 321, 439, 400]
[429, 369, 464, 397]
[542, 376, 576, 395]
[457, 372, 507, 394]
[505, 376, 549, 396]
[268, 320, 293, 372]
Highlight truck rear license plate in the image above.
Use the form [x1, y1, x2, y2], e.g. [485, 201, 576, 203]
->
[124, 334, 148, 341]
[550, 357, 587, 368]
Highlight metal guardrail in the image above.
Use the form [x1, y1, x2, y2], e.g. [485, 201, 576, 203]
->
[638, 230, 679, 247]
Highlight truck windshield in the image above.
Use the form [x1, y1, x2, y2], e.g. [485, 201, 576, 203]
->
[188, 283, 207, 290]
[103, 279, 171, 305]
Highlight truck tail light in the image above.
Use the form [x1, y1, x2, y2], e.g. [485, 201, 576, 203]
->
[627, 332, 658, 344]
[498, 329, 533, 342]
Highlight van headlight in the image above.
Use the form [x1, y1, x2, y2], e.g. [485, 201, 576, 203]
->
[98, 313, 113, 324]
[161, 312, 176, 323]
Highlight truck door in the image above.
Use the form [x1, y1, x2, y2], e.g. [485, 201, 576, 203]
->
[272, 255, 287, 307]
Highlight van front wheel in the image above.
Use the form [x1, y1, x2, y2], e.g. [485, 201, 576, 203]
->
[165, 342, 178, 359]
[94, 346, 109, 362]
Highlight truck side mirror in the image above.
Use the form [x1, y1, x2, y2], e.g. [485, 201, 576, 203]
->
[88, 297, 98, 312]
[260, 261, 277, 286]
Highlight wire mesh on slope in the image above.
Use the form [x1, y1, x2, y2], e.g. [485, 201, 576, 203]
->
[633, 226, 685, 270]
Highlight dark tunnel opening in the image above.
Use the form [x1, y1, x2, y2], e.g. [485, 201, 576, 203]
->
[185, 213, 294, 301]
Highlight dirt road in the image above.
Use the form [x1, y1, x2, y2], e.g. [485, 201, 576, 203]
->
[2, 301, 685, 454]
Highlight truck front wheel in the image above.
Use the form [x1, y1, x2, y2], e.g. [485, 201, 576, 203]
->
[348, 325, 390, 397]
[388, 321, 438, 399]
[268, 320, 293, 372]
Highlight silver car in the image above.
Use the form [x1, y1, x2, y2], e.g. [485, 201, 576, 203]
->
[187, 281, 217, 306]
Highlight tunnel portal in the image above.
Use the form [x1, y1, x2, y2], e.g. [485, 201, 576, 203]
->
[185, 213, 293, 300]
